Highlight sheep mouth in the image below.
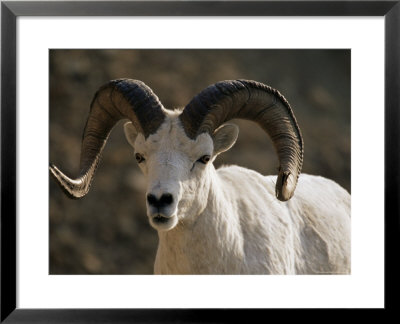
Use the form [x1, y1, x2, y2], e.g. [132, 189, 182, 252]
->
[152, 214, 170, 224]
[149, 213, 178, 231]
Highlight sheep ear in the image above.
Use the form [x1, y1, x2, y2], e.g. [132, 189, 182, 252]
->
[212, 124, 239, 156]
[124, 122, 139, 147]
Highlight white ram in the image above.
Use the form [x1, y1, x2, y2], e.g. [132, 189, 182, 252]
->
[50, 79, 351, 274]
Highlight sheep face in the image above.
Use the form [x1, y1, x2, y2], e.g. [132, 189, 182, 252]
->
[124, 114, 238, 232]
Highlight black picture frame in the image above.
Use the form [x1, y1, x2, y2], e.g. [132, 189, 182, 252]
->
[1, 0, 399, 322]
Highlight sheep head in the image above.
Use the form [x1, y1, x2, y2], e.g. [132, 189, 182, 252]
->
[50, 79, 303, 231]
[124, 113, 239, 231]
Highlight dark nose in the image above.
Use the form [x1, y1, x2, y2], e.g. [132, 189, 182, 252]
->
[147, 193, 174, 208]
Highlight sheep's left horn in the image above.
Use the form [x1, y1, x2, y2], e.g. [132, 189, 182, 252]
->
[179, 80, 303, 201]
[50, 79, 166, 199]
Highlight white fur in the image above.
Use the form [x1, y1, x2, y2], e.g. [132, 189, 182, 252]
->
[124, 112, 351, 275]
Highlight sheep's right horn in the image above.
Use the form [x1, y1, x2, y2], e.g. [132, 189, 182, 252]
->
[49, 79, 166, 199]
[179, 80, 303, 201]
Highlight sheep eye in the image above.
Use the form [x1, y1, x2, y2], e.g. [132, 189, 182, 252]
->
[135, 153, 145, 163]
[198, 155, 211, 164]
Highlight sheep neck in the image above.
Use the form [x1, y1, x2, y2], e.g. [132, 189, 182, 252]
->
[154, 167, 243, 274]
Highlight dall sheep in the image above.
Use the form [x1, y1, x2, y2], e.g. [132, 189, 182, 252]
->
[50, 79, 351, 274]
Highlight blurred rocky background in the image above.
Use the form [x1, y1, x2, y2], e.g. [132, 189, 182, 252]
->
[49, 49, 350, 274]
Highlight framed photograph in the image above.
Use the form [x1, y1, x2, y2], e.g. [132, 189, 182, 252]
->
[1, 0, 399, 322]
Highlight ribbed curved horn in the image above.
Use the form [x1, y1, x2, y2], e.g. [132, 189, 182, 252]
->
[49, 79, 166, 199]
[179, 80, 303, 201]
